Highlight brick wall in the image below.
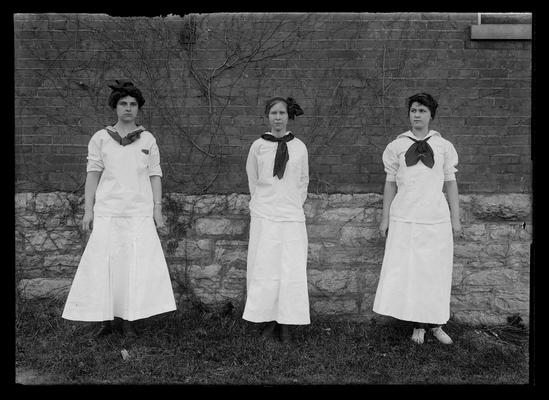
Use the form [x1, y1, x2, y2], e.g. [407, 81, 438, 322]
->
[14, 13, 532, 325]
[14, 13, 532, 194]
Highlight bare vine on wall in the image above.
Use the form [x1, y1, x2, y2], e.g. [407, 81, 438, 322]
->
[15, 13, 320, 287]
[15, 13, 424, 262]
[171, 13, 315, 193]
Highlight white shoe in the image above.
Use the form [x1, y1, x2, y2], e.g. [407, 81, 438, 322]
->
[411, 328, 425, 344]
[431, 327, 453, 344]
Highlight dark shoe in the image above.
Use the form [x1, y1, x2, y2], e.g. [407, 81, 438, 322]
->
[122, 320, 138, 337]
[279, 324, 292, 343]
[261, 321, 277, 338]
[93, 321, 114, 338]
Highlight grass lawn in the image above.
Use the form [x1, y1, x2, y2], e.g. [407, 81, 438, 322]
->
[15, 297, 530, 385]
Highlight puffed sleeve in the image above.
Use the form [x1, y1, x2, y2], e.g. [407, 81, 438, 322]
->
[86, 132, 104, 172]
[246, 140, 259, 196]
[148, 140, 163, 177]
[443, 141, 459, 181]
[382, 141, 399, 182]
[300, 144, 309, 204]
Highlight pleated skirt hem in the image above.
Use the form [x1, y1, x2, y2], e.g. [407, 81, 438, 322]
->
[242, 216, 310, 325]
[373, 219, 453, 325]
[62, 216, 176, 322]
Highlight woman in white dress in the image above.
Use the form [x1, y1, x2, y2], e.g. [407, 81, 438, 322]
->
[373, 92, 461, 345]
[243, 96, 310, 343]
[62, 80, 176, 337]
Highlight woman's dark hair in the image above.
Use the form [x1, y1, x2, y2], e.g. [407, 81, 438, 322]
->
[107, 80, 146, 109]
[407, 92, 438, 119]
[264, 96, 304, 120]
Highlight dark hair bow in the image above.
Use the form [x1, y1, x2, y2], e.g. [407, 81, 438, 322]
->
[108, 79, 137, 91]
[286, 97, 304, 120]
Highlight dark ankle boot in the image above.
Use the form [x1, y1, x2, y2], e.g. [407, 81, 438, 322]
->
[94, 321, 113, 338]
[261, 321, 277, 338]
[122, 320, 138, 337]
[279, 324, 291, 343]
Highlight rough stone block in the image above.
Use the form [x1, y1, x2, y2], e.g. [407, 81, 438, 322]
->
[24, 229, 83, 252]
[450, 290, 494, 312]
[459, 268, 523, 287]
[213, 240, 248, 270]
[458, 223, 487, 242]
[15, 252, 43, 268]
[487, 223, 526, 241]
[195, 217, 248, 236]
[482, 243, 510, 262]
[307, 241, 382, 269]
[471, 194, 531, 221]
[15, 193, 33, 209]
[340, 225, 383, 246]
[307, 242, 326, 266]
[33, 192, 71, 212]
[351, 247, 386, 265]
[166, 193, 245, 217]
[186, 263, 246, 305]
[493, 291, 529, 314]
[163, 193, 196, 214]
[15, 213, 39, 229]
[17, 278, 72, 299]
[225, 193, 250, 215]
[519, 223, 533, 241]
[173, 238, 214, 263]
[306, 224, 344, 240]
[507, 242, 531, 269]
[327, 248, 371, 268]
[327, 193, 383, 208]
[306, 194, 330, 211]
[15, 267, 45, 280]
[308, 269, 359, 295]
[451, 262, 465, 285]
[316, 207, 370, 223]
[192, 195, 236, 215]
[451, 311, 508, 326]
[453, 242, 482, 261]
[43, 254, 81, 268]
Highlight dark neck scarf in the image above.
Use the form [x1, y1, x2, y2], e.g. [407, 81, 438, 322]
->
[404, 134, 435, 168]
[261, 132, 295, 179]
[106, 127, 144, 146]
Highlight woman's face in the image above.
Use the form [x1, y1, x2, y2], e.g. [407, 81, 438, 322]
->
[116, 95, 139, 124]
[409, 102, 431, 130]
[268, 101, 288, 134]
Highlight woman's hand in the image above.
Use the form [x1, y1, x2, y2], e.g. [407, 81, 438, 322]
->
[379, 218, 389, 238]
[451, 216, 462, 234]
[82, 210, 93, 232]
[153, 206, 168, 235]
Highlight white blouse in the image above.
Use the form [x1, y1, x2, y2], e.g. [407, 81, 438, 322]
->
[383, 130, 458, 224]
[246, 133, 309, 222]
[87, 126, 162, 217]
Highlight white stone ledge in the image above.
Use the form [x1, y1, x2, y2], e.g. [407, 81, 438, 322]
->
[471, 24, 532, 40]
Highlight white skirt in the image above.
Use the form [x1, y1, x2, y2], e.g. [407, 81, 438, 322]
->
[62, 216, 176, 322]
[242, 216, 310, 325]
[373, 219, 454, 325]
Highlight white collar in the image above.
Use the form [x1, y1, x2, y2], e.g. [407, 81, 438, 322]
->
[106, 125, 146, 135]
[397, 130, 441, 140]
[265, 130, 292, 137]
